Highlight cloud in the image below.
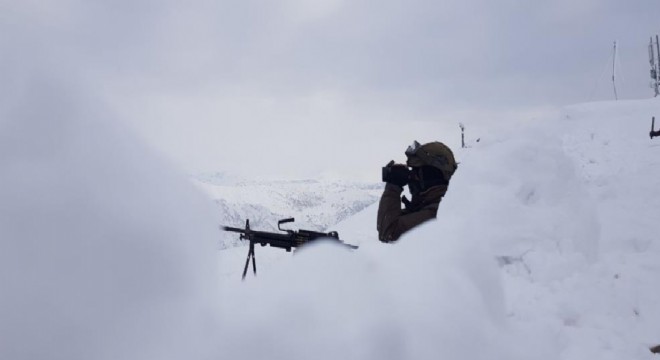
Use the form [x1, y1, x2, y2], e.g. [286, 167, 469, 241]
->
[2, 0, 658, 178]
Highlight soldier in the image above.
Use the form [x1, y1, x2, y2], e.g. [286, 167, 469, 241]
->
[377, 140, 457, 242]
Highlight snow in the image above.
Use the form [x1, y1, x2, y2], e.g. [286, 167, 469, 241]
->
[2, 78, 660, 359]
[217, 227, 517, 359]
[0, 80, 222, 360]
[218, 97, 660, 360]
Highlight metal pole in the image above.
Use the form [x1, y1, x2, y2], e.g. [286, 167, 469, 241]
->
[656, 35, 660, 97]
[612, 41, 618, 100]
[651, 37, 656, 96]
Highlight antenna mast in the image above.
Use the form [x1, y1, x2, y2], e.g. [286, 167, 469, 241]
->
[612, 41, 618, 100]
[656, 35, 660, 96]
[650, 36, 660, 97]
[459, 123, 465, 148]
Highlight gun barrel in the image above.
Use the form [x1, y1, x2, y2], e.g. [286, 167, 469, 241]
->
[222, 226, 246, 233]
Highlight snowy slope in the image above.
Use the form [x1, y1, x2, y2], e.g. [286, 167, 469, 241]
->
[3, 79, 660, 360]
[362, 98, 660, 359]
[505, 99, 660, 360]
[0, 81, 222, 360]
[218, 98, 660, 360]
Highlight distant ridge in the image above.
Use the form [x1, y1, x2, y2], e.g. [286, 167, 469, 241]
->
[192, 177, 383, 248]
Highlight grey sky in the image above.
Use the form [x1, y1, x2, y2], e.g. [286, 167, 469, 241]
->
[2, 0, 659, 180]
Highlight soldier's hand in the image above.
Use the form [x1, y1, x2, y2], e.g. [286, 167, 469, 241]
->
[382, 160, 410, 187]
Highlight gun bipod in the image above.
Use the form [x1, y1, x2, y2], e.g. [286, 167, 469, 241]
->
[242, 236, 256, 280]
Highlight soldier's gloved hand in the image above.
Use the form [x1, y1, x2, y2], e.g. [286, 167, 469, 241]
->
[382, 160, 410, 187]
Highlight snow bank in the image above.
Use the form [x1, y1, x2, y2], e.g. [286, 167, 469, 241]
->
[214, 113, 609, 360]
[430, 98, 660, 360]
[0, 79, 221, 360]
[563, 99, 660, 253]
[219, 122, 604, 358]
[217, 228, 522, 360]
[441, 119, 601, 282]
[3, 75, 657, 360]
[2, 77, 524, 360]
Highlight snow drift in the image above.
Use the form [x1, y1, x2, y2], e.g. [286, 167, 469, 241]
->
[3, 75, 659, 360]
[0, 79, 221, 360]
[216, 226, 520, 360]
[440, 118, 601, 282]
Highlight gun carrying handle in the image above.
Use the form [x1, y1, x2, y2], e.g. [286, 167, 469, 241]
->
[278, 218, 295, 231]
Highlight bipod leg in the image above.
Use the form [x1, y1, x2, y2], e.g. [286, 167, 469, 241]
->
[652, 117, 655, 139]
[651, 117, 660, 139]
[242, 241, 257, 280]
[251, 242, 257, 276]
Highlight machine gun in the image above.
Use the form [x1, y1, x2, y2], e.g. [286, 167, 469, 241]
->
[222, 218, 358, 279]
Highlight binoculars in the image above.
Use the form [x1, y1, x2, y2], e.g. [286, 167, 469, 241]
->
[381, 162, 412, 186]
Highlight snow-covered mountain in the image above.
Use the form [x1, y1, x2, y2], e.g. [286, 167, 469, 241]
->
[192, 178, 383, 248]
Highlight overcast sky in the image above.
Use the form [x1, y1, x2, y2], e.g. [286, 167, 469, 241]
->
[2, 0, 659, 181]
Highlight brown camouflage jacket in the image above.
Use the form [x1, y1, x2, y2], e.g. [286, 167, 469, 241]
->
[377, 183, 447, 242]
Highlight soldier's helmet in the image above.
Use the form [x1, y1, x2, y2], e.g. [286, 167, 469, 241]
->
[405, 140, 457, 181]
